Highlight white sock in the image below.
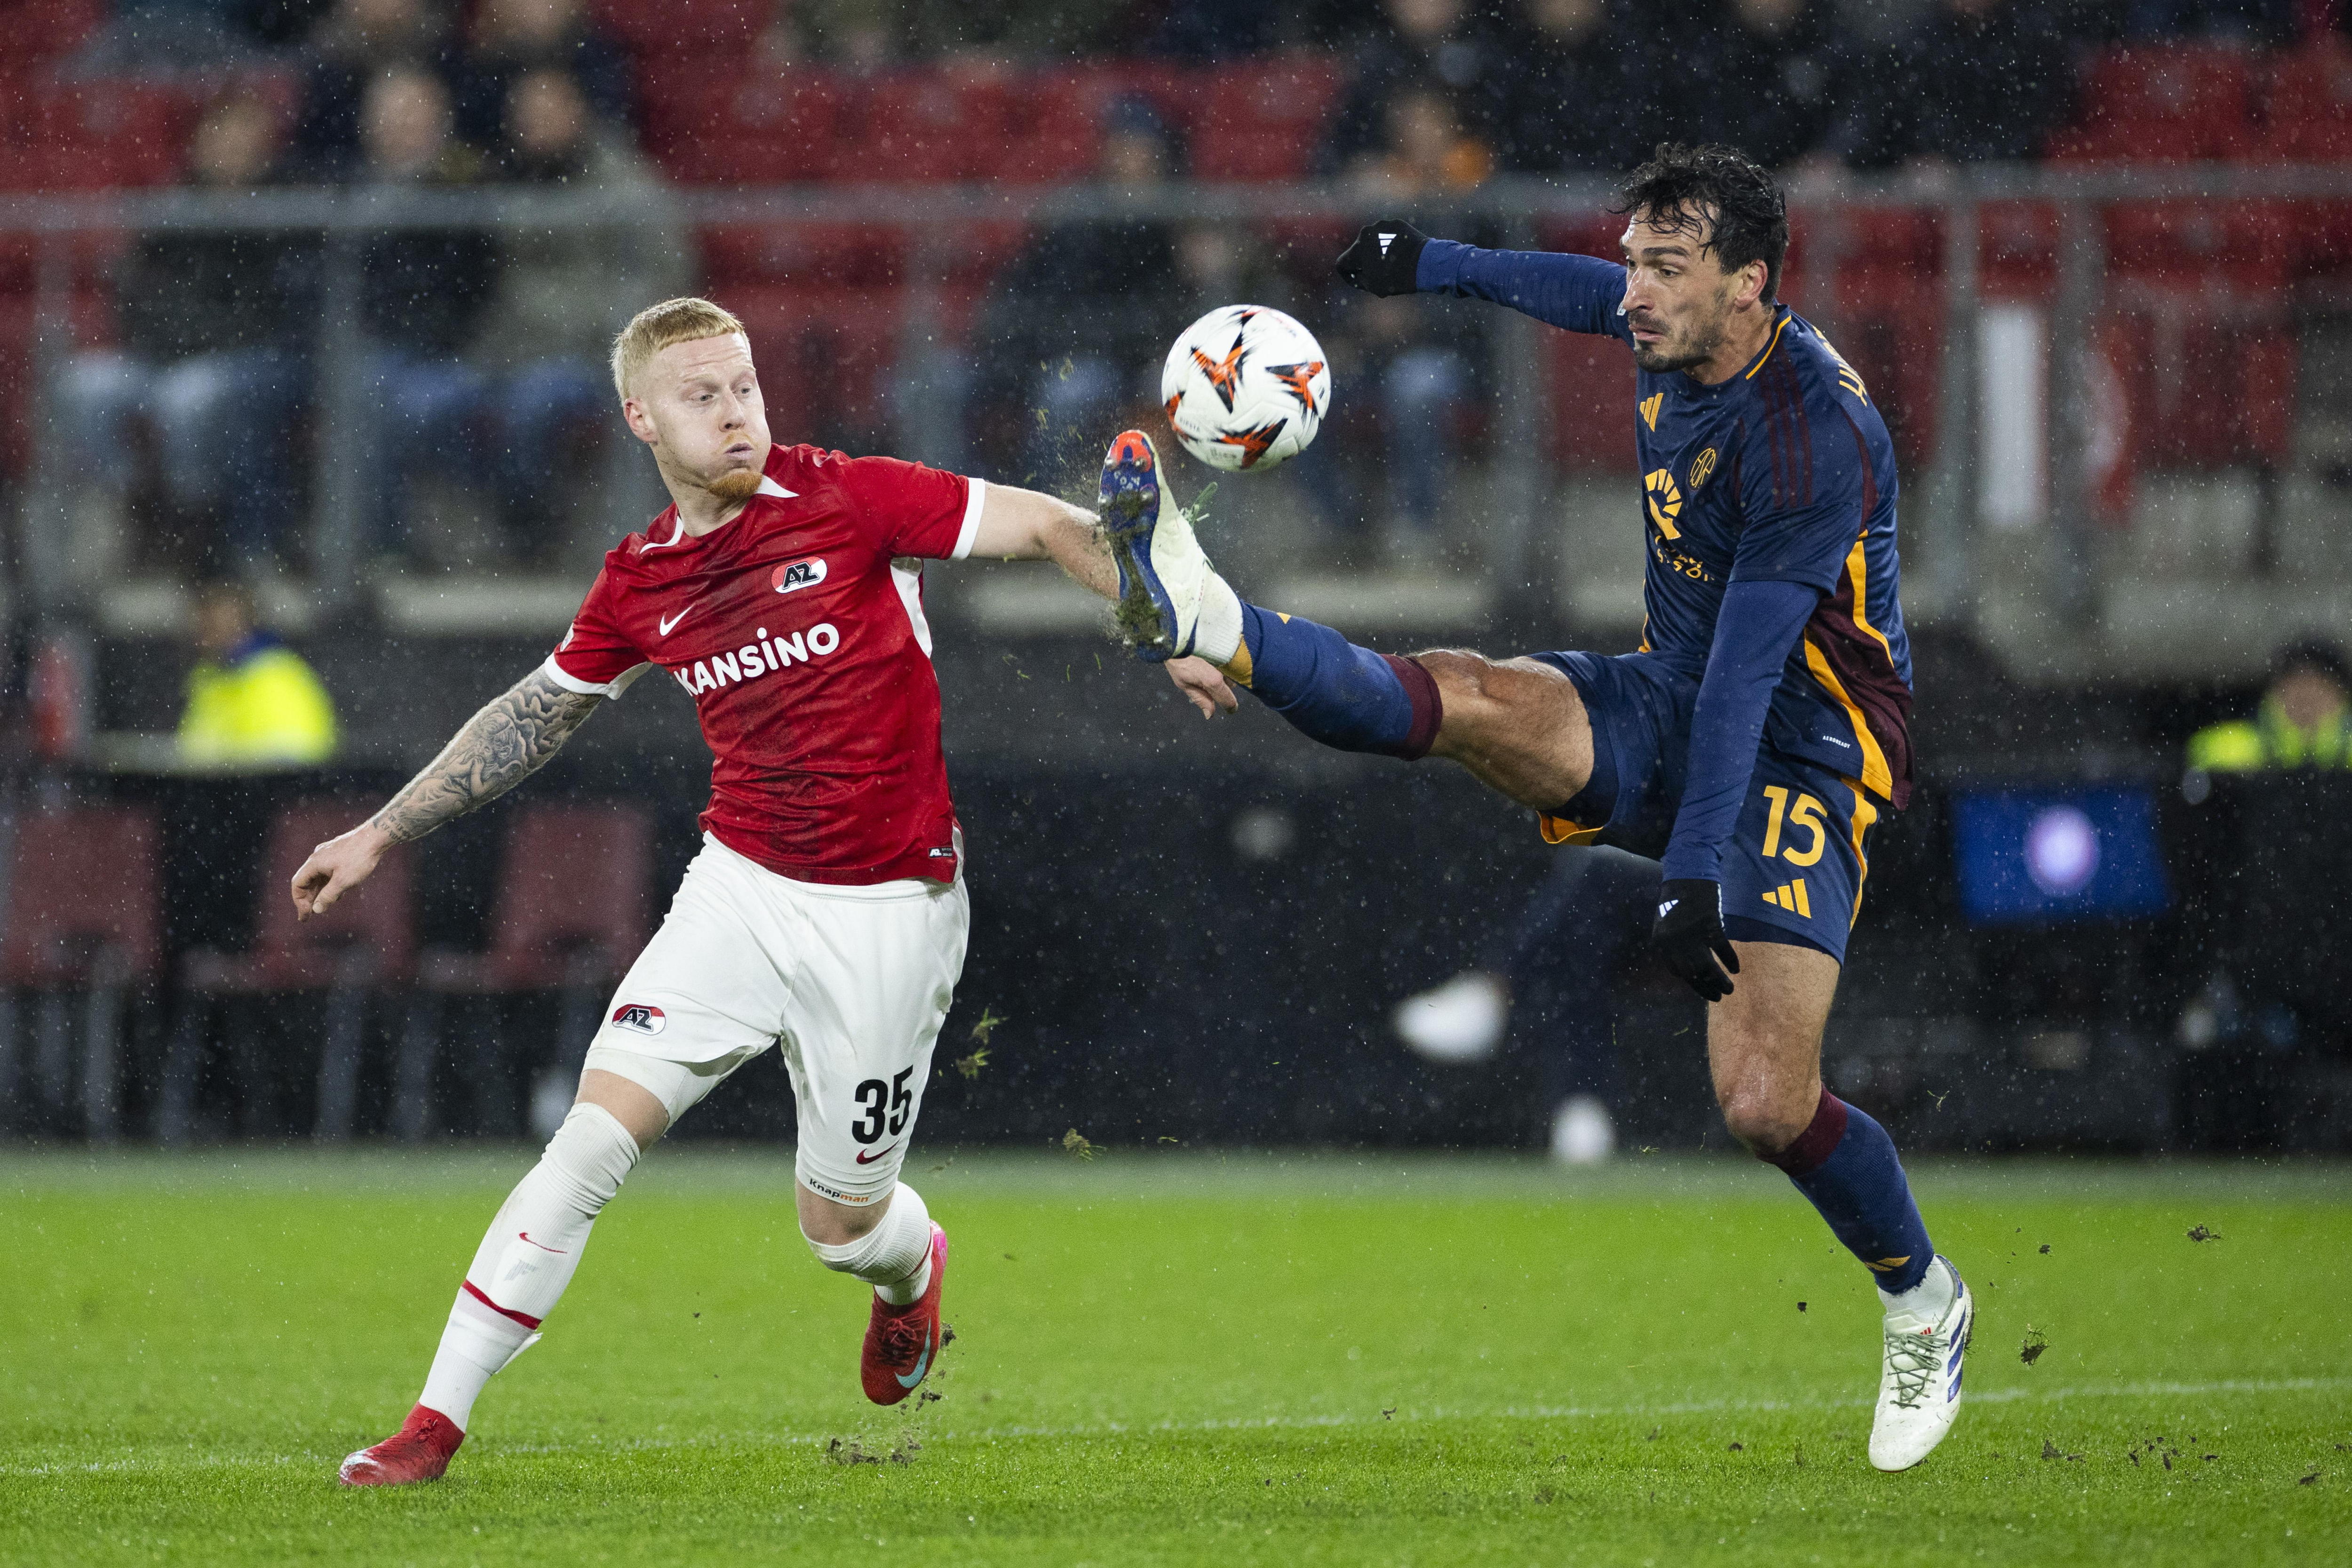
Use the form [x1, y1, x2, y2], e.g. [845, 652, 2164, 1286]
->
[419, 1104, 641, 1430]
[1192, 571, 1244, 667]
[806, 1183, 933, 1305]
[1878, 1256, 1955, 1319]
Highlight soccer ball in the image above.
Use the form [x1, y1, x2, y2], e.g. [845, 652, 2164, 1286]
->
[1160, 304, 1331, 472]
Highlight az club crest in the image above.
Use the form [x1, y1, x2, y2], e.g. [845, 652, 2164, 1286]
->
[609, 1003, 666, 1035]
[772, 557, 827, 594]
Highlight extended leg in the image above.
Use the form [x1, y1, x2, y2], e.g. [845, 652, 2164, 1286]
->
[1709, 943, 1968, 1473]
[1097, 431, 1593, 811]
[338, 1069, 665, 1486]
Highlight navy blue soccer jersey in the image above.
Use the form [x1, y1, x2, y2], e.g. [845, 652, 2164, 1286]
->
[1420, 240, 1914, 812]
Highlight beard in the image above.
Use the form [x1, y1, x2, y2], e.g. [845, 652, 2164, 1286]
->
[1629, 297, 1731, 375]
[706, 465, 763, 504]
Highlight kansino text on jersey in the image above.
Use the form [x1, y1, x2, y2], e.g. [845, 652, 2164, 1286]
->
[671, 624, 842, 697]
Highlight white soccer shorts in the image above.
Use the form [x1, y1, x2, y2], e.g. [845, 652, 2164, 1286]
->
[580, 834, 969, 1205]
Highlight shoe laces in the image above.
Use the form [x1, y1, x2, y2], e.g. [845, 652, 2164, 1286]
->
[1883, 1321, 1947, 1410]
[876, 1308, 930, 1365]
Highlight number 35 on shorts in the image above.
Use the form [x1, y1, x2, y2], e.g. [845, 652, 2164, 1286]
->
[851, 1067, 915, 1145]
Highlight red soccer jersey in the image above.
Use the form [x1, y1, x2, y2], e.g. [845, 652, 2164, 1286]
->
[544, 444, 987, 885]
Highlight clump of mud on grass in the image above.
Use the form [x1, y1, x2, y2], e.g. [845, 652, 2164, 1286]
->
[1063, 1128, 1098, 1160]
[2020, 1327, 2050, 1366]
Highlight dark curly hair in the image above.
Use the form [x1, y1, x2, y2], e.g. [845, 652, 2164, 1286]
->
[1615, 143, 1789, 303]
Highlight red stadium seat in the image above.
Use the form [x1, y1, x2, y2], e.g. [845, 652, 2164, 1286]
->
[640, 59, 844, 184]
[588, 0, 771, 58]
[2101, 200, 2294, 469]
[0, 805, 162, 986]
[0, 0, 106, 65]
[9, 79, 196, 191]
[2261, 42, 2352, 163]
[1189, 53, 1345, 183]
[1545, 328, 1639, 474]
[727, 282, 906, 446]
[163, 802, 418, 1143]
[997, 62, 1191, 185]
[2046, 46, 2257, 164]
[834, 69, 1016, 184]
[699, 220, 906, 288]
[420, 804, 652, 995]
[1828, 263, 1944, 470]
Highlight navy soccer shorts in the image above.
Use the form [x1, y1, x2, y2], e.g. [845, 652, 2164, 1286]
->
[1526, 649, 1884, 964]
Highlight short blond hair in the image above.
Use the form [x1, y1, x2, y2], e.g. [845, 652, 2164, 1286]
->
[611, 296, 747, 401]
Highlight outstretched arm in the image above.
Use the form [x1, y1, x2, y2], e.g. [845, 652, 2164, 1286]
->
[1334, 219, 1633, 341]
[964, 483, 1238, 718]
[291, 667, 603, 918]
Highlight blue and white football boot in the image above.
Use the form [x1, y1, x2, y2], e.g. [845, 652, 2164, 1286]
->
[1098, 429, 1211, 663]
[1869, 1254, 1971, 1472]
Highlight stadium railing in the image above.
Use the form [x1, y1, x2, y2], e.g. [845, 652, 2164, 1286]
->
[3, 163, 2351, 700]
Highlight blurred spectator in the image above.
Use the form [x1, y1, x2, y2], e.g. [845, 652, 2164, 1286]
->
[2186, 639, 2352, 776]
[1321, 0, 1512, 179]
[1495, 0, 1654, 175]
[68, 0, 267, 78]
[350, 66, 502, 566]
[1854, 0, 2076, 168]
[1316, 87, 1484, 563]
[289, 0, 458, 181]
[1685, 0, 1866, 171]
[56, 96, 318, 575]
[2121, 0, 2297, 44]
[177, 579, 339, 768]
[973, 97, 1187, 483]
[451, 0, 633, 151]
[1152, 0, 1285, 59]
[1391, 846, 1654, 1165]
[470, 69, 690, 559]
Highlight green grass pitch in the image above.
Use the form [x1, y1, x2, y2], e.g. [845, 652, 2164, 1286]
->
[4, 1150, 2347, 1566]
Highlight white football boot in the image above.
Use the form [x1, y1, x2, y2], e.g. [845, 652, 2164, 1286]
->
[1868, 1254, 1971, 1472]
[1099, 429, 1215, 662]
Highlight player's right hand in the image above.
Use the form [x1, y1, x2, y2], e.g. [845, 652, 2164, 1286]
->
[1167, 656, 1238, 719]
[291, 824, 389, 920]
[1652, 878, 1740, 1003]
[1335, 218, 1429, 297]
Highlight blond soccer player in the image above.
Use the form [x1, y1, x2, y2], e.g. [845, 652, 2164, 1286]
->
[302, 298, 1213, 1485]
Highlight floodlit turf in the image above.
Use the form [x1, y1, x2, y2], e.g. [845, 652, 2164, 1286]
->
[3, 1150, 2348, 1566]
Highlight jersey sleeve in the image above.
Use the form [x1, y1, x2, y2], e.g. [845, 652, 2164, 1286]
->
[1417, 240, 1633, 344]
[1727, 393, 1872, 591]
[543, 566, 652, 699]
[830, 452, 987, 560]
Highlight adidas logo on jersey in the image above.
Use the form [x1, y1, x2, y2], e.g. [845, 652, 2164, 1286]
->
[673, 622, 842, 698]
[1763, 878, 1812, 917]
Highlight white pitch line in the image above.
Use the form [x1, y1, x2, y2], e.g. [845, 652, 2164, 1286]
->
[4, 1376, 2345, 1479]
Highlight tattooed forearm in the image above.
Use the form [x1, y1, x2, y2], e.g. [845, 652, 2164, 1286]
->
[367, 669, 603, 844]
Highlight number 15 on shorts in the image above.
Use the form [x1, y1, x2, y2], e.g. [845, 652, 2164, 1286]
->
[851, 1067, 914, 1145]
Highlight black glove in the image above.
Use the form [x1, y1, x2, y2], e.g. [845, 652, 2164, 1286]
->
[1652, 878, 1740, 1003]
[1335, 218, 1429, 297]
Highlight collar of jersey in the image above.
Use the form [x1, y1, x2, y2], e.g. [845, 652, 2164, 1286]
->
[640, 475, 798, 553]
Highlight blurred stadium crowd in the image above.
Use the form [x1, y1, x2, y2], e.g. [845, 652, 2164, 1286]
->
[3, 0, 2352, 1155]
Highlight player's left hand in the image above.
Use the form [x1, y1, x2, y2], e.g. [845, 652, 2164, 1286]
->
[1335, 218, 1429, 297]
[1167, 656, 1238, 719]
[1652, 878, 1740, 1002]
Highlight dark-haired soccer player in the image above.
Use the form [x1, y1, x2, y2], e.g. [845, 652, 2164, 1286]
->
[1102, 144, 1970, 1472]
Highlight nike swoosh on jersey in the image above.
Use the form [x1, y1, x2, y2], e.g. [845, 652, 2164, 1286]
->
[658, 605, 697, 637]
[854, 1143, 901, 1165]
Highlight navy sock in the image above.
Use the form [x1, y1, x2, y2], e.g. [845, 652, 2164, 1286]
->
[1236, 602, 1440, 760]
[1764, 1088, 1934, 1295]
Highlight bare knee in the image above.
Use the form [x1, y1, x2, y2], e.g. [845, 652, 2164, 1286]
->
[1717, 1084, 1816, 1155]
[1412, 647, 1502, 710]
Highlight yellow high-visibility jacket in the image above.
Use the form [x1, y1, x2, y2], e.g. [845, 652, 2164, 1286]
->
[2185, 696, 2352, 774]
[178, 635, 338, 768]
